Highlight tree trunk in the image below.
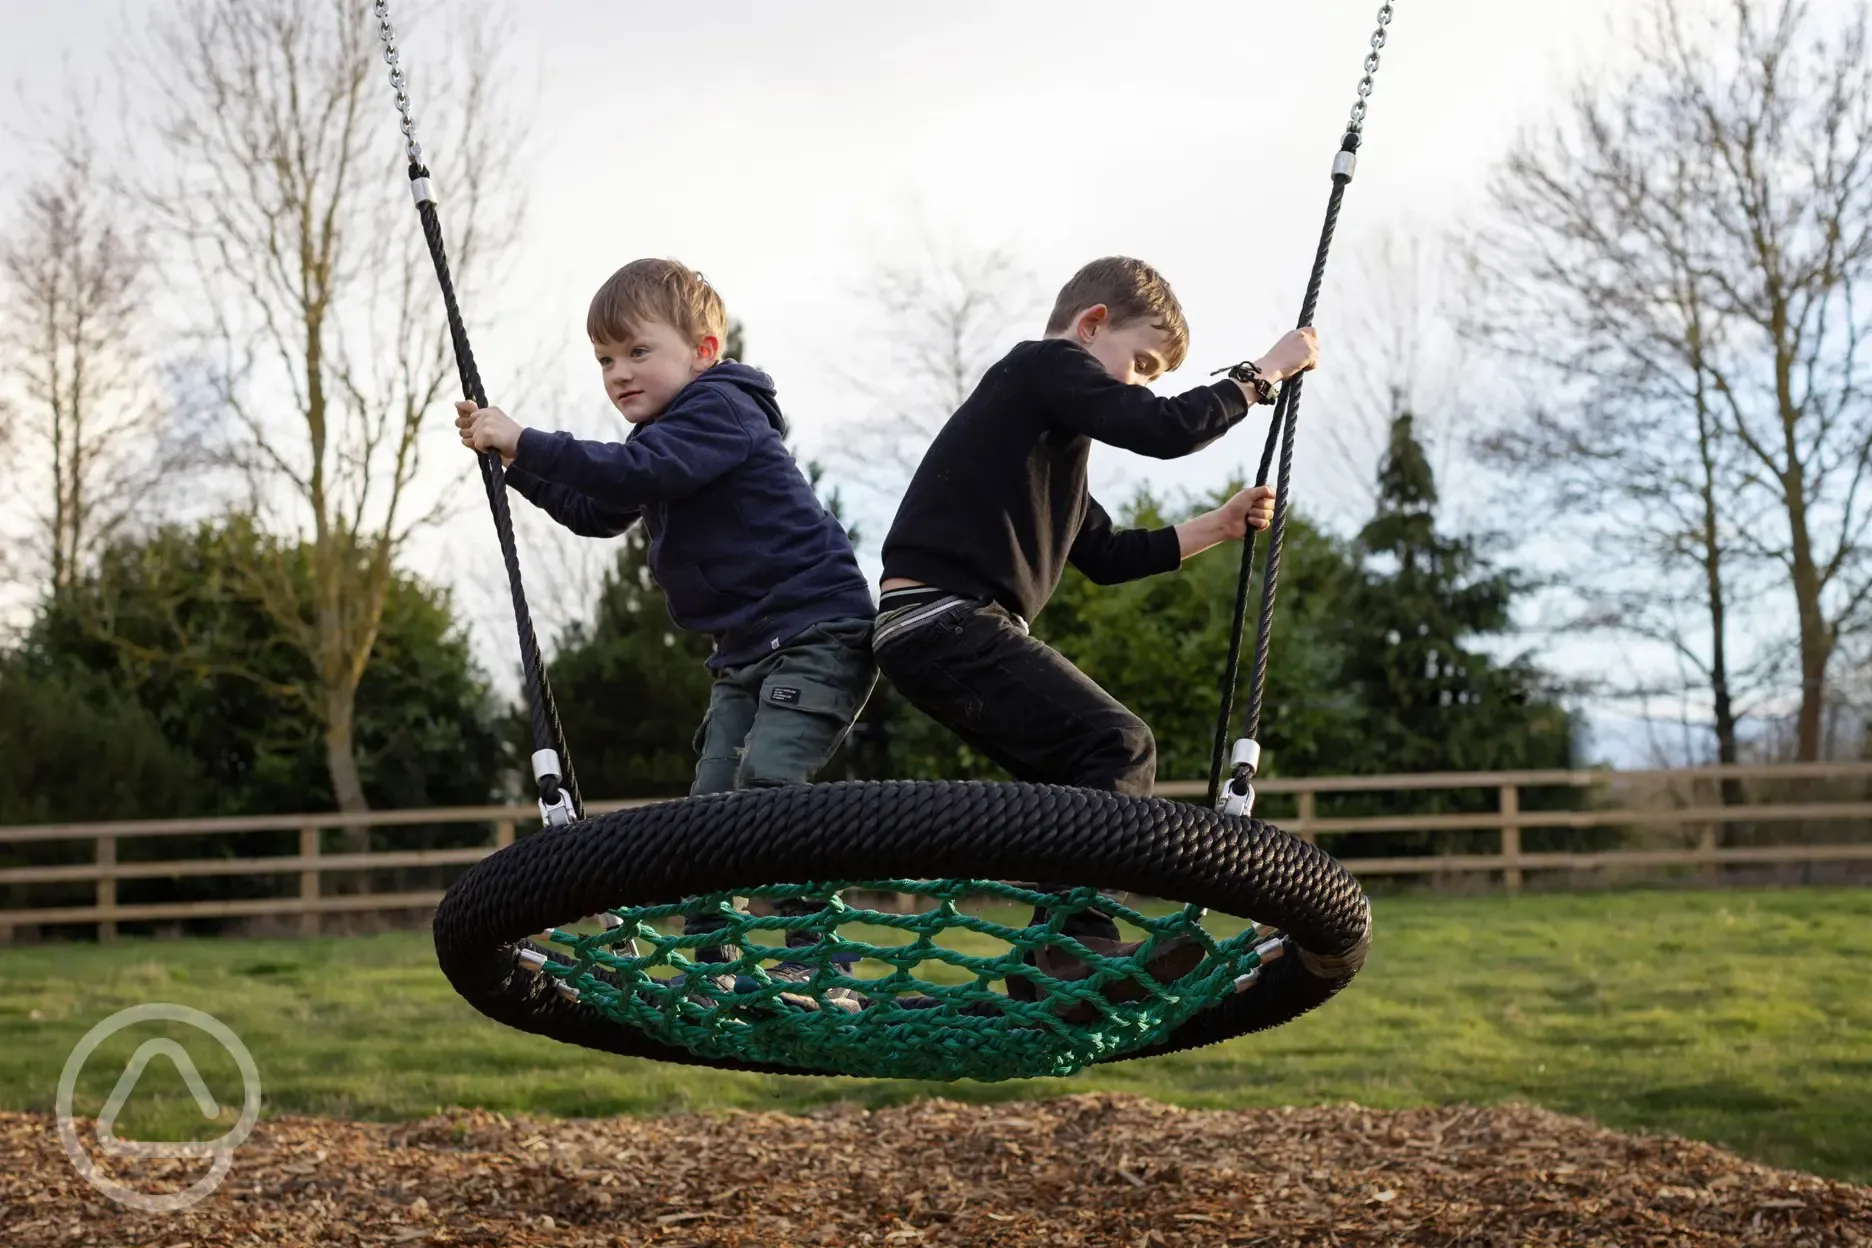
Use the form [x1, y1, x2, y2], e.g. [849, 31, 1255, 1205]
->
[1785, 469, 1830, 762]
[323, 684, 371, 866]
[1705, 534, 1745, 801]
[1693, 376, 1743, 806]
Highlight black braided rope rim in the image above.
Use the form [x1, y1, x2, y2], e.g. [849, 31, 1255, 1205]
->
[432, 780, 1373, 1078]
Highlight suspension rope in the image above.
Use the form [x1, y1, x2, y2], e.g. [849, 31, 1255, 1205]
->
[373, 1, 581, 825]
[1206, 4, 1396, 812]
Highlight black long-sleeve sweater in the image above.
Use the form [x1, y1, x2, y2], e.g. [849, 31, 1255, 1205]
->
[880, 338, 1252, 623]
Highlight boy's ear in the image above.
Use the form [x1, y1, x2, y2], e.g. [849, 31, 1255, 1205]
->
[694, 334, 722, 366]
[1076, 304, 1110, 342]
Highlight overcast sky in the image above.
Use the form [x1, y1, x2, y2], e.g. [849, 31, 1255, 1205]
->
[1, 0, 1630, 500]
[6, 0, 1684, 759]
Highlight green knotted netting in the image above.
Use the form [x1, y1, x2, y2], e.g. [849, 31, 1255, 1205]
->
[524, 880, 1286, 1082]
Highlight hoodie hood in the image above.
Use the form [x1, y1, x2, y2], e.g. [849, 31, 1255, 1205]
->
[691, 361, 787, 438]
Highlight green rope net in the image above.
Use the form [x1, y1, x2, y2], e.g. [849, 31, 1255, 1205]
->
[522, 882, 1286, 1082]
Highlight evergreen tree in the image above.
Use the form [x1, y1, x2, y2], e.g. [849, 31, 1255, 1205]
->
[1320, 413, 1578, 860]
[8, 519, 510, 821]
[2, 519, 512, 929]
[1338, 413, 1572, 776]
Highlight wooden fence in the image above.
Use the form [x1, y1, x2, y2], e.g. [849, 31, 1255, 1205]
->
[3, 763, 1870, 942]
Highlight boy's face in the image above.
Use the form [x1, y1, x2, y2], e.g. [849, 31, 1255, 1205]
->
[1073, 305, 1172, 386]
[592, 320, 719, 424]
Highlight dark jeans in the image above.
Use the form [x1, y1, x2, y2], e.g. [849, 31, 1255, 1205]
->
[875, 599, 1157, 940]
[875, 599, 1157, 795]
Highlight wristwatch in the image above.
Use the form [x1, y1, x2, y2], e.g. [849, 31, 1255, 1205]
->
[1212, 360, 1279, 405]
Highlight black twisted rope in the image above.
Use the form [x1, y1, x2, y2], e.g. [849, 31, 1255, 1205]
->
[1242, 160, 1351, 740]
[432, 781, 1373, 1076]
[1205, 136, 1361, 807]
[1205, 383, 1290, 807]
[407, 165, 582, 819]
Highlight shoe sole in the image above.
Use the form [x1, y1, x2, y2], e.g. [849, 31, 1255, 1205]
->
[1045, 938, 1208, 1024]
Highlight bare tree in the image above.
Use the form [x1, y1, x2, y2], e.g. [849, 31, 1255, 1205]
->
[1325, 226, 1476, 522]
[1467, 0, 1872, 762]
[0, 115, 170, 599]
[834, 238, 1039, 493]
[137, 0, 525, 823]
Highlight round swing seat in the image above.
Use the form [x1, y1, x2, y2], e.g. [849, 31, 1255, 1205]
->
[432, 780, 1372, 1082]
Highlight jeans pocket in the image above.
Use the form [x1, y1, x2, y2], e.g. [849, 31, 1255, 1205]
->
[932, 600, 986, 639]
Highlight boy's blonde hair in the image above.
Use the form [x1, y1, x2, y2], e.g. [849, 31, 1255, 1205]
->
[587, 258, 727, 347]
[1044, 257, 1190, 370]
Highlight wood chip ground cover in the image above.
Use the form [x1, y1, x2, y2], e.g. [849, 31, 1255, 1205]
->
[4, 1095, 1867, 1246]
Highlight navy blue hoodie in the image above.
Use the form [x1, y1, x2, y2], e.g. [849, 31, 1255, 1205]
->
[503, 363, 875, 670]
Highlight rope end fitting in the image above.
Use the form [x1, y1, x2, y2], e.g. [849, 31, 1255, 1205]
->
[407, 163, 435, 208]
[533, 749, 576, 827]
[1332, 132, 1360, 182]
[1217, 738, 1263, 817]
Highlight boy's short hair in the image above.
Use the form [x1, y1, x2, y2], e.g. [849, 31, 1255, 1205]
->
[1044, 257, 1190, 370]
[587, 258, 727, 346]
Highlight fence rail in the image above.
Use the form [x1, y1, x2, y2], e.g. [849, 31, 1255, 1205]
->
[4, 763, 1869, 941]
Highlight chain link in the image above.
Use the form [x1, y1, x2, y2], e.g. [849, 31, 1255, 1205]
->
[373, 0, 423, 165]
[1347, 3, 1394, 133]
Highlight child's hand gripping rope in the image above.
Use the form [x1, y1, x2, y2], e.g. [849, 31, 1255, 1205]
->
[456, 400, 523, 464]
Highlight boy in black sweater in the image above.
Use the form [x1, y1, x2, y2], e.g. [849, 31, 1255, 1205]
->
[875, 256, 1318, 991]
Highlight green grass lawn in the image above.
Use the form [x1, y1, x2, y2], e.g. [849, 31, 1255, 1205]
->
[3, 889, 1868, 1182]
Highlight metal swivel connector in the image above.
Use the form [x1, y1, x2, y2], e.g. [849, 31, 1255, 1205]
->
[534, 750, 577, 827]
[1218, 739, 1263, 817]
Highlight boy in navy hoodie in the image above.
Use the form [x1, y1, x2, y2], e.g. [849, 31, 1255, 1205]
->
[457, 258, 877, 999]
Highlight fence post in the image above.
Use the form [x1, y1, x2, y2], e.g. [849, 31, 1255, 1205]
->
[1698, 822, 1719, 886]
[299, 826, 321, 938]
[494, 818, 516, 850]
[1500, 783, 1523, 894]
[96, 835, 118, 944]
[1296, 790, 1317, 844]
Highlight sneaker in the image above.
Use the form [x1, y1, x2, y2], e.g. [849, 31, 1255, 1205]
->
[758, 960, 865, 1014]
[1001, 891, 1123, 1005]
[1028, 936, 1207, 1024]
[677, 943, 739, 1005]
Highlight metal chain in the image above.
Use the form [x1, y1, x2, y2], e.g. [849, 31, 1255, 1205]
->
[1347, 3, 1394, 134]
[373, 0, 423, 165]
